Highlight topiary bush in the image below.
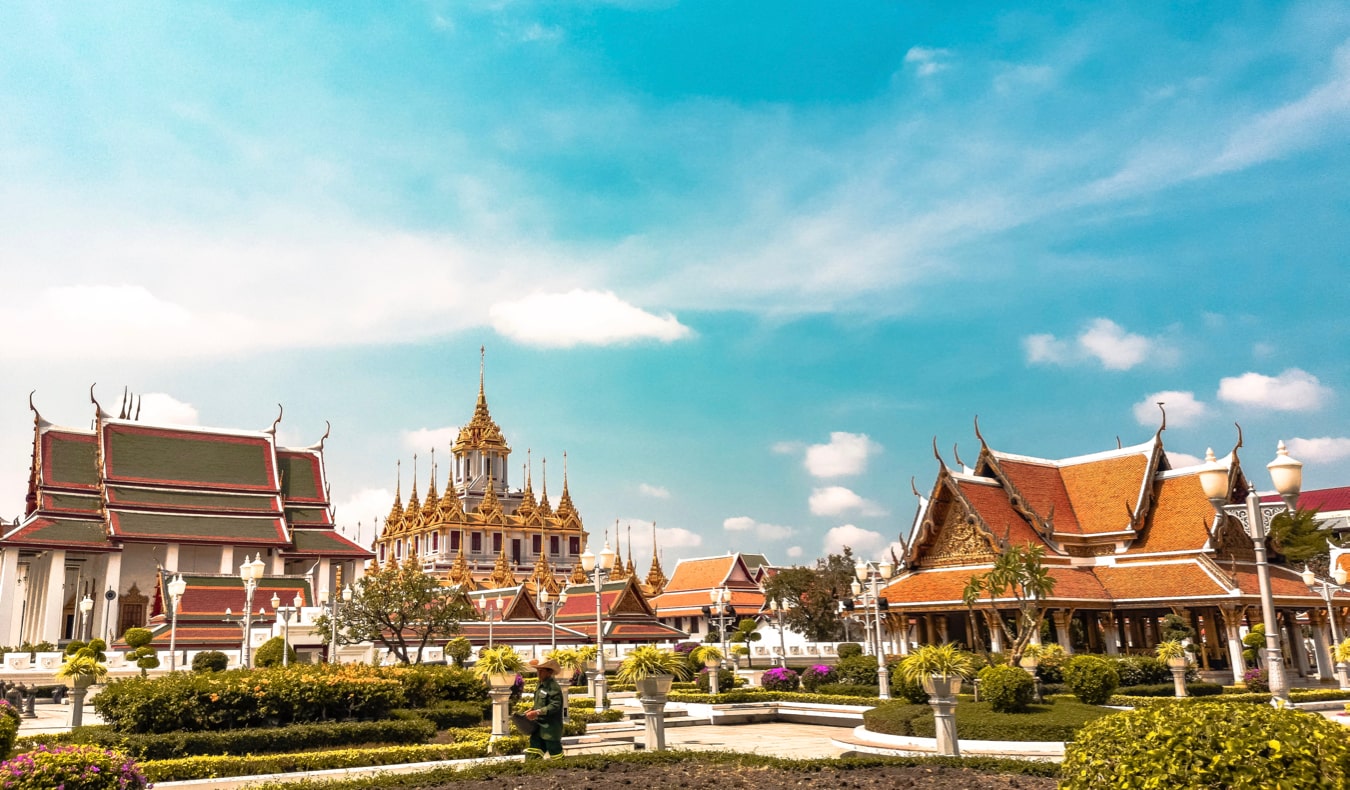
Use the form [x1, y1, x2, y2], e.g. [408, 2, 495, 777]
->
[760, 667, 799, 692]
[0, 700, 19, 757]
[1062, 655, 1119, 705]
[836, 642, 863, 659]
[799, 664, 836, 692]
[253, 637, 298, 668]
[978, 665, 1035, 713]
[0, 744, 149, 789]
[695, 667, 737, 693]
[445, 637, 472, 667]
[1115, 655, 1168, 686]
[1062, 702, 1350, 788]
[834, 654, 882, 686]
[1034, 644, 1068, 683]
[122, 627, 159, 678]
[191, 651, 229, 673]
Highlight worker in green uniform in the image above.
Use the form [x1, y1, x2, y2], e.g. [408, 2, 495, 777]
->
[524, 658, 565, 758]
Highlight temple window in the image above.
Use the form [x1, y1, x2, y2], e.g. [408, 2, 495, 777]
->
[451, 531, 460, 551]
[395, 539, 403, 559]
[492, 533, 502, 553]
[550, 535, 560, 555]
[431, 532, 440, 553]
[471, 532, 482, 552]
[532, 534, 542, 554]
[569, 536, 580, 554]
[379, 544, 386, 563]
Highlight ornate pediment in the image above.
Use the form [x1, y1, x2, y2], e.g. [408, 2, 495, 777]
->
[919, 502, 996, 568]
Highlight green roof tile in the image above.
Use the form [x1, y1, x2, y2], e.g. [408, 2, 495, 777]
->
[278, 452, 323, 502]
[109, 510, 286, 544]
[290, 529, 372, 557]
[40, 492, 102, 514]
[104, 424, 275, 490]
[3, 516, 109, 549]
[106, 485, 280, 514]
[42, 431, 98, 488]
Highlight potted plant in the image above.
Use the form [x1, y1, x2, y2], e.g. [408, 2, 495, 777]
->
[473, 645, 526, 688]
[899, 643, 975, 698]
[691, 644, 724, 669]
[615, 645, 690, 698]
[577, 644, 599, 671]
[1156, 640, 1188, 668]
[1017, 643, 1044, 673]
[55, 652, 106, 690]
[545, 647, 584, 684]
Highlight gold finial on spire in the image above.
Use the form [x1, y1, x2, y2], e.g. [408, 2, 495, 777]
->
[555, 451, 579, 523]
[626, 522, 635, 576]
[487, 539, 516, 588]
[645, 521, 668, 595]
[455, 346, 509, 454]
[536, 457, 554, 518]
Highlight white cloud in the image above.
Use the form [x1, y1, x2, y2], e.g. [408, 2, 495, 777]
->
[786, 546, 803, 559]
[1132, 390, 1208, 427]
[134, 392, 199, 425]
[823, 524, 887, 557]
[333, 487, 392, 548]
[809, 486, 887, 517]
[489, 289, 692, 348]
[402, 426, 459, 453]
[616, 518, 704, 560]
[638, 483, 671, 499]
[1286, 437, 1350, 464]
[904, 46, 952, 77]
[771, 441, 802, 455]
[1166, 451, 1205, 468]
[803, 432, 882, 477]
[722, 515, 795, 540]
[1024, 319, 1170, 371]
[994, 64, 1054, 95]
[1217, 368, 1331, 411]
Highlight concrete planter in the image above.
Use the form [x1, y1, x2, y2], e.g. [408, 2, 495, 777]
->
[635, 674, 675, 699]
[920, 675, 962, 698]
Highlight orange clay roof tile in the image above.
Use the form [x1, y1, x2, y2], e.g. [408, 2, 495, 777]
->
[1127, 472, 1214, 554]
[1059, 454, 1150, 534]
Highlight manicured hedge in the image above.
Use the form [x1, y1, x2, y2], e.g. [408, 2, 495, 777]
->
[815, 683, 884, 698]
[861, 701, 931, 735]
[245, 750, 1060, 790]
[1062, 702, 1350, 788]
[666, 690, 878, 705]
[16, 719, 436, 761]
[391, 701, 488, 729]
[1107, 688, 1350, 707]
[1112, 682, 1223, 698]
[864, 699, 1109, 742]
[141, 739, 509, 783]
[567, 707, 626, 724]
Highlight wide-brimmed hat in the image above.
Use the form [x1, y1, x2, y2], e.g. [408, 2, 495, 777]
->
[529, 658, 562, 673]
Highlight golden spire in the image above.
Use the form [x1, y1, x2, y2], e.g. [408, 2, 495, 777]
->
[610, 522, 629, 581]
[536, 457, 554, 518]
[453, 346, 510, 454]
[530, 552, 560, 596]
[435, 479, 465, 522]
[405, 454, 421, 526]
[625, 522, 636, 576]
[569, 560, 588, 585]
[555, 451, 579, 523]
[645, 521, 667, 595]
[516, 450, 537, 519]
[422, 449, 439, 523]
[477, 470, 504, 520]
[384, 460, 405, 534]
[488, 541, 516, 588]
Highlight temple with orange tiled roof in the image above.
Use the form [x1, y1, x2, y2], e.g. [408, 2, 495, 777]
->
[883, 420, 1349, 684]
[0, 389, 371, 648]
[650, 553, 768, 640]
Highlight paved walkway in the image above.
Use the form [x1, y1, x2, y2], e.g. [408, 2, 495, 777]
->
[649, 722, 848, 759]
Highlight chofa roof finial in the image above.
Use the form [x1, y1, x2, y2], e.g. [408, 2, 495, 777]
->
[268, 404, 284, 436]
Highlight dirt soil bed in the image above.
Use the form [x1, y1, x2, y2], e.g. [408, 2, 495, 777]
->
[405, 761, 1057, 789]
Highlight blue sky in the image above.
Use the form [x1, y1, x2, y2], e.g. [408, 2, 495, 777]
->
[2, 1, 1349, 566]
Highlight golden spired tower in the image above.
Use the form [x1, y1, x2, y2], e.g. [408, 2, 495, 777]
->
[373, 349, 590, 590]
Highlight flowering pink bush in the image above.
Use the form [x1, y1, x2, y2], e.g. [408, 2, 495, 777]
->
[800, 664, 836, 692]
[761, 667, 800, 692]
[0, 744, 148, 789]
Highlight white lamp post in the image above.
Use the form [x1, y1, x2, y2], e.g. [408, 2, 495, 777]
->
[78, 595, 94, 642]
[580, 538, 617, 710]
[539, 588, 568, 652]
[855, 560, 896, 700]
[319, 584, 353, 664]
[1302, 564, 1347, 687]
[767, 597, 788, 668]
[1199, 441, 1303, 705]
[272, 592, 301, 667]
[238, 553, 265, 668]
[167, 575, 187, 671]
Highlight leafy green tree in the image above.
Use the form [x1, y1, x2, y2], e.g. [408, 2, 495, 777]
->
[961, 542, 1056, 665]
[254, 636, 298, 667]
[122, 627, 159, 677]
[313, 558, 475, 664]
[761, 547, 858, 641]
[1269, 508, 1330, 563]
[728, 619, 762, 668]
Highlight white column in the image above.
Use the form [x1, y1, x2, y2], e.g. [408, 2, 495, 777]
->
[41, 549, 66, 644]
[1054, 611, 1074, 654]
[984, 612, 1004, 653]
[0, 550, 20, 646]
[220, 545, 235, 574]
[349, 559, 366, 583]
[22, 559, 46, 645]
[164, 544, 180, 572]
[1101, 614, 1121, 655]
[1286, 611, 1310, 679]
[1311, 613, 1334, 681]
[271, 550, 284, 575]
[96, 552, 122, 643]
[317, 558, 331, 597]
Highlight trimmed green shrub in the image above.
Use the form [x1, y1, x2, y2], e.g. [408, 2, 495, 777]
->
[667, 689, 878, 705]
[1063, 701, 1350, 788]
[834, 654, 883, 686]
[1114, 655, 1168, 686]
[0, 700, 19, 756]
[393, 664, 488, 708]
[914, 700, 1109, 742]
[836, 642, 864, 659]
[1034, 644, 1068, 683]
[254, 636, 299, 668]
[978, 665, 1035, 713]
[760, 667, 800, 692]
[392, 701, 488, 729]
[1114, 682, 1223, 698]
[445, 637, 472, 667]
[888, 668, 930, 704]
[141, 740, 493, 783]
[17, 719, 436, 762]
[1062, 655, 1119, 705]
[0, 744, 148, 789]
[799, 664, 836, 692]
[815, 683, 882, 698]
[862, 701, 930, 735]
[123, 627, 159, 677]
[695, 667, 737, 693]
[567, 707, 625, 724]
[192, 650, 229, 673]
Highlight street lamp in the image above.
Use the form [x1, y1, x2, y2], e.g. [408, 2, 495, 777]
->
[767, 596, 789, 668]
[483, 595, 505, 648]
[1199, 440, 1303, 704]
[319, 585, 353, 664]
[78, 595, 93, 642]
[539, 588, 569, 652]
[580, 538, 617, 710]
[705, 586, 737, 667]
[856, 559, 896, 700]
[167, 574, 187, 672]
[272, 592, 302, 667]
[1301, 564, 1347, 686]
[238, 553, 266, 668]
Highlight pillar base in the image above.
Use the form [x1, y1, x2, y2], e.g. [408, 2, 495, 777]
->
[488, 688, 512, 739]
[929, 697, 959, 757]
[640, 696, 668, 751]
